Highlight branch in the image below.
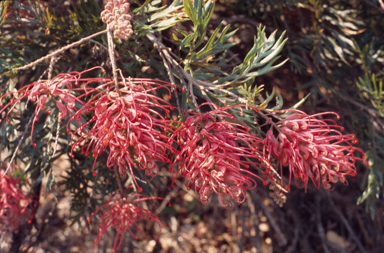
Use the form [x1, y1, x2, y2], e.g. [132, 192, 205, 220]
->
[12, 29, 108, 72]
[83, 170, 99, 224]
[246, 193, 262, 253]
[316, 197, 331, 253]
[249, 190, 287, 245]
[326, 192, 368, 253]
[5, 114, 34, 175]
[107, 29, 121, 96]
[146, 33, 249, 105]
[360, 0, 384, 13]
[154, 185, 180, 215]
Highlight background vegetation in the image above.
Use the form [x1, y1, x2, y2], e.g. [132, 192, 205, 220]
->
[1, 0, 383, 252]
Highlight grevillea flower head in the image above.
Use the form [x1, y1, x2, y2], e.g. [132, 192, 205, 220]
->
[101, 0, 133, 41]
[170, 103, 269, 208]
[0, 170, 33, 234]
[0, 67, 105, 147]
[69, 78, 180, 191]
[87, 191, 165, 252]
[266, 110, 366, 191]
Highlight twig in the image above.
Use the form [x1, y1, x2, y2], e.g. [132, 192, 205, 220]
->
[315, 197, 331, 253]
[284, 205, 300, 253]
[127, 170, 139, 193]
[114, 164, 124, 195]
[246, 193, 262, 253]
[131, 241, 150, 253]
[48, 56, 62, 158]
[47, 56, 59, 81]
[89, 38, 109, 52]
[12, 29, 108, 72]
[231, 209, 238, 246]
[146, 33, 242, 105]
[360, 0, 384, 13]
[149, 35, 194, 112]
[239, 205, 246, 253]
[52, 117, 61, 158]
[5, 114, 34, 175]
[107, 29, 121, 96]
[249, 190, 287, 245]
[356, 212, 374, 246]
[188, 80, 199, 108]
[154, 184, 180, 215]
[157, 46, 182, 115]
[245, 157, 286, 193]
[336, 92, 380, 118]
[83, 169, 99, 224]
[326, 192, 368, 253]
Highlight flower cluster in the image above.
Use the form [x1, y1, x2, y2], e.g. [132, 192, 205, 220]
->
[170, 104, 268, 208]
[266, 110, 365, 191]
[0, 170, 33, 234]
[101, 0, 133, 41]
[69, 79, 177, 191]
[87, 192, 165, 252]
[0, 67, 104, 147]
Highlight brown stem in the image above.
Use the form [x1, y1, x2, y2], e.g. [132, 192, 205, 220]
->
[113, 164, 124, 195]
[12, 29, 108, 72]
[107, 29, 121, 97]
[250, 190, 287, 245]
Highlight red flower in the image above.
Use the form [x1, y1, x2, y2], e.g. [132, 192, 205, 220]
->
[266, 110, 366, 191]
[69, 79, 179, 191]
[87, 192, 165, 252]
[170, 104, 269, 208]
[0, 170, 33, 234]
[0, 67, 104, 147]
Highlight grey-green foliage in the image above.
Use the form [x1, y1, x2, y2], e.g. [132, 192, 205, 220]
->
[355, 73, 384, 219]
[134, 0, 184, 35]
[218, 28, 288, 85]
[176, 0, 288, 85]
[231, 0, 384, 218]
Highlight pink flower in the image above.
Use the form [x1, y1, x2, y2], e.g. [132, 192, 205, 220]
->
[101, 0, 133, 41]
[0, 67, 104, 147]
[69, 79, 179, 191]
[170, 104, 269, 208]
[0, 170, 33, 234]
[266, 110, 366, 191]
[87, 192, 165, 252]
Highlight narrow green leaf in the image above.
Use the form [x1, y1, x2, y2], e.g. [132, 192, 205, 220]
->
[184, 0, 197, 24]
[180, 33, 195, 49]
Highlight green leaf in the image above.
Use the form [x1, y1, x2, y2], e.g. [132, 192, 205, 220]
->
[46, 169, 55, 193]
[148, 0, 182, 22]
[180, 33, 195, 50]
[183, 0, 197, 24]
[271, 91, 283, 110]
[196, 22, 224, 58]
